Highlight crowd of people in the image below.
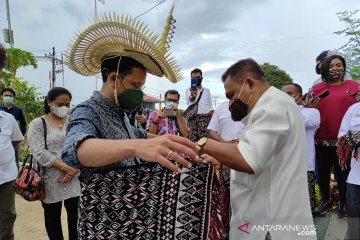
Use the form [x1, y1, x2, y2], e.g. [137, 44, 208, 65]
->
[0, 13, 359, 240]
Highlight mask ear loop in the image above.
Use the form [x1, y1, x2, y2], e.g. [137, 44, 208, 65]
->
[113, 56, 123, 106]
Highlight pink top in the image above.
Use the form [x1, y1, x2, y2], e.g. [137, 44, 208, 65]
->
[308, 80, 359, 141]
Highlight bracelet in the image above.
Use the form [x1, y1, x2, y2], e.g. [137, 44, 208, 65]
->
[152, 121, 159, 125]
[60, 162, 65, 171]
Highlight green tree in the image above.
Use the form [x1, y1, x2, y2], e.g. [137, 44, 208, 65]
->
[5, 48, 37, 78]
[335, 10, 360, 80]
[261, 63, 293, 89]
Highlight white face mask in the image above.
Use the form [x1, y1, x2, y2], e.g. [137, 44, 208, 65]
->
[52, 105, 69, 118]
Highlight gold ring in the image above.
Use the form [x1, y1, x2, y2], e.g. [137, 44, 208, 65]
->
[167, 150, 173, 159]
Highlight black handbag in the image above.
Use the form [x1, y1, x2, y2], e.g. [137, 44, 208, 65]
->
[183, 90, 204, 120]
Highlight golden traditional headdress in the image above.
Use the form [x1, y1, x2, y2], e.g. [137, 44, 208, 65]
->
[65, 5, 181, 83]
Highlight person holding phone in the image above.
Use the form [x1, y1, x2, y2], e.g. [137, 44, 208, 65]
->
[146, 90, 188, 137]
[306, 55, 360, 218]
[185, 68, 214, 142]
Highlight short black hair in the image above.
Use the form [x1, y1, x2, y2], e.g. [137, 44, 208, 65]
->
[1, 87, 16, 97]
[283, 83, 303, 95]
[190, 68, 203, 77]
[320, 54, 346, 83]
[44, 87, 72, 114]
[164, 89, 180, 101]
[100, 56, 146, 82]
[0, 43, 5, 71]
[221, 58, 266, 83]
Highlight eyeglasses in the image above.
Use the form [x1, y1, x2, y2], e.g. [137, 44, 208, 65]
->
[165, 98, 179, 102]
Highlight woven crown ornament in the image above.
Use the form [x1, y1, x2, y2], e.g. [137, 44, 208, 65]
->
[66, 5, 181, 83]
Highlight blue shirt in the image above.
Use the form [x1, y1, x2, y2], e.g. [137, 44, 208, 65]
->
[0, 104, 27, 135]
[61, 91, 147, 181]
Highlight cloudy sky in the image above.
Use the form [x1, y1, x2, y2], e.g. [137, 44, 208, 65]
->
[1, 0, 359, 109]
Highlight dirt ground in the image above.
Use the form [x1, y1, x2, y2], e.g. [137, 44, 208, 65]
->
[14, 195, 68, 240]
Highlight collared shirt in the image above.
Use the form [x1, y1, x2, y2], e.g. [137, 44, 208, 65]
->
[207, 101, 244, 141]
[230, 87, 314, 240]
[146, 111, 183, 136]
[338, 102, 360, 185]
[0, 111, 24, 185]
[0, 103, 27, 135]
[299, 106, 320, 171]
[61, 91, 147, 181]
[186, 87, 214, 114]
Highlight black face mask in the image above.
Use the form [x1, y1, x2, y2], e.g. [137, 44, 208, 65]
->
[228, 81, 252, 122]
[229, 99, 248, 121]
[315, 62, 321, 75]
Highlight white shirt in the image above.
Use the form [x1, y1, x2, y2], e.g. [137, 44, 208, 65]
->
[207, 101, 244, 141]
[0, 111, 24, 185]
[230, 87, 315, 240]
[186, 87, 214, 114]
[338, 102, 360, 185]
[299, 106, 320, 171]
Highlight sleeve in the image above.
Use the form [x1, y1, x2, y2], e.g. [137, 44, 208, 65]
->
[303, 109, 320, 129]
[238, 103, 290, 174]
[338, 107, 352, 137]
[206, 89, 214, 111]
[145, 111, 157, 131]
[186, 88, 192, 107]
[27, 118, 57, 167]
[18, 108, 27, 135]
[10, 116, 24, 142]
[131, 126, 147, 139]
[61, 106, 99, 169]
[207, 105, 220, 132]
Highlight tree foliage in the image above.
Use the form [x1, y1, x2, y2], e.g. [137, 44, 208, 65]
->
[261, 63, 293, 89]
[335, 10, 360, 80]
[4, 48, 37, 78]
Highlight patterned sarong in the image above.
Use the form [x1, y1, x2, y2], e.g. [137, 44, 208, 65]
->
[188, 114, 211, 142]
[78, 162, 229, 240]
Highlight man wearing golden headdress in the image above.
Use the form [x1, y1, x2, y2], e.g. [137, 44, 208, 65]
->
[60, 9, 231, 239]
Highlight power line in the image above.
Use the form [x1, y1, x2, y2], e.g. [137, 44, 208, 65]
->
[131, 0, 167, 21]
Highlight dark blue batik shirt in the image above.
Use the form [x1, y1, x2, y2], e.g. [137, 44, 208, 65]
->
[61, 91, 147, 181]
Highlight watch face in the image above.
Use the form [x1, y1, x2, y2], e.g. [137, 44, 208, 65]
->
[198, 137, 207, 146]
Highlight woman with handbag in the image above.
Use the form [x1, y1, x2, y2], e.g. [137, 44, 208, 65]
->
[27, 87, 80, 240]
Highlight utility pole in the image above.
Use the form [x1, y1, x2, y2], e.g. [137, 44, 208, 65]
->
[51, 47, 56, 88]
[5, 0, 14, 47]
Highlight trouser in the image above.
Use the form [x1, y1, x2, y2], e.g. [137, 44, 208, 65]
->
[316, 145, 349, 206]
[41, 196, 79, 240]
[0, 180, 16, 240]
[307, 171, 316, 213]
[346, 183, 360, 240]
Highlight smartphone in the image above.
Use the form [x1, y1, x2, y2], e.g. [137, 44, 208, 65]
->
[163, 109, 177, 117]
[316, 89, 330, 99]
[190, 77, 197, 91]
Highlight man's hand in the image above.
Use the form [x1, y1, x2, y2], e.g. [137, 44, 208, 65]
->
[137, 134, 200, 173]
[201, 154, 222, 170]
[154, 111, 165, 123]
[306, 97, 320, 108]
[189, 90, 197, 102]
[136, 114, 147, 124]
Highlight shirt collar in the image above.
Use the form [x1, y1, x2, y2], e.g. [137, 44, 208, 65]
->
[91, 91, 125, 117]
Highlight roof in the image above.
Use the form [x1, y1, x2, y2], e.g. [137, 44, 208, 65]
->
[144, 95, 161, 103]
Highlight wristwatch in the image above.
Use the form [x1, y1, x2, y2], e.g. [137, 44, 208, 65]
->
[197, 137, 209, 149]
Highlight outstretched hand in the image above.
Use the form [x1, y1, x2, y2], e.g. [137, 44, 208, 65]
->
[136, 134, 201, 173]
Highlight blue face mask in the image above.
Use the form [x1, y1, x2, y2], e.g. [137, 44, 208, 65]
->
[164, 101, 178, 109]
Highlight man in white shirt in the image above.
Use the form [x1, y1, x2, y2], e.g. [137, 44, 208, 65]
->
[338, 103, 360, 240]
[207, 101, 244, 143]
[185, 68, 214, 142]
[0, 110, 24, 240]
[282, 83, 320, 215]
[198, 59, 315, 240]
